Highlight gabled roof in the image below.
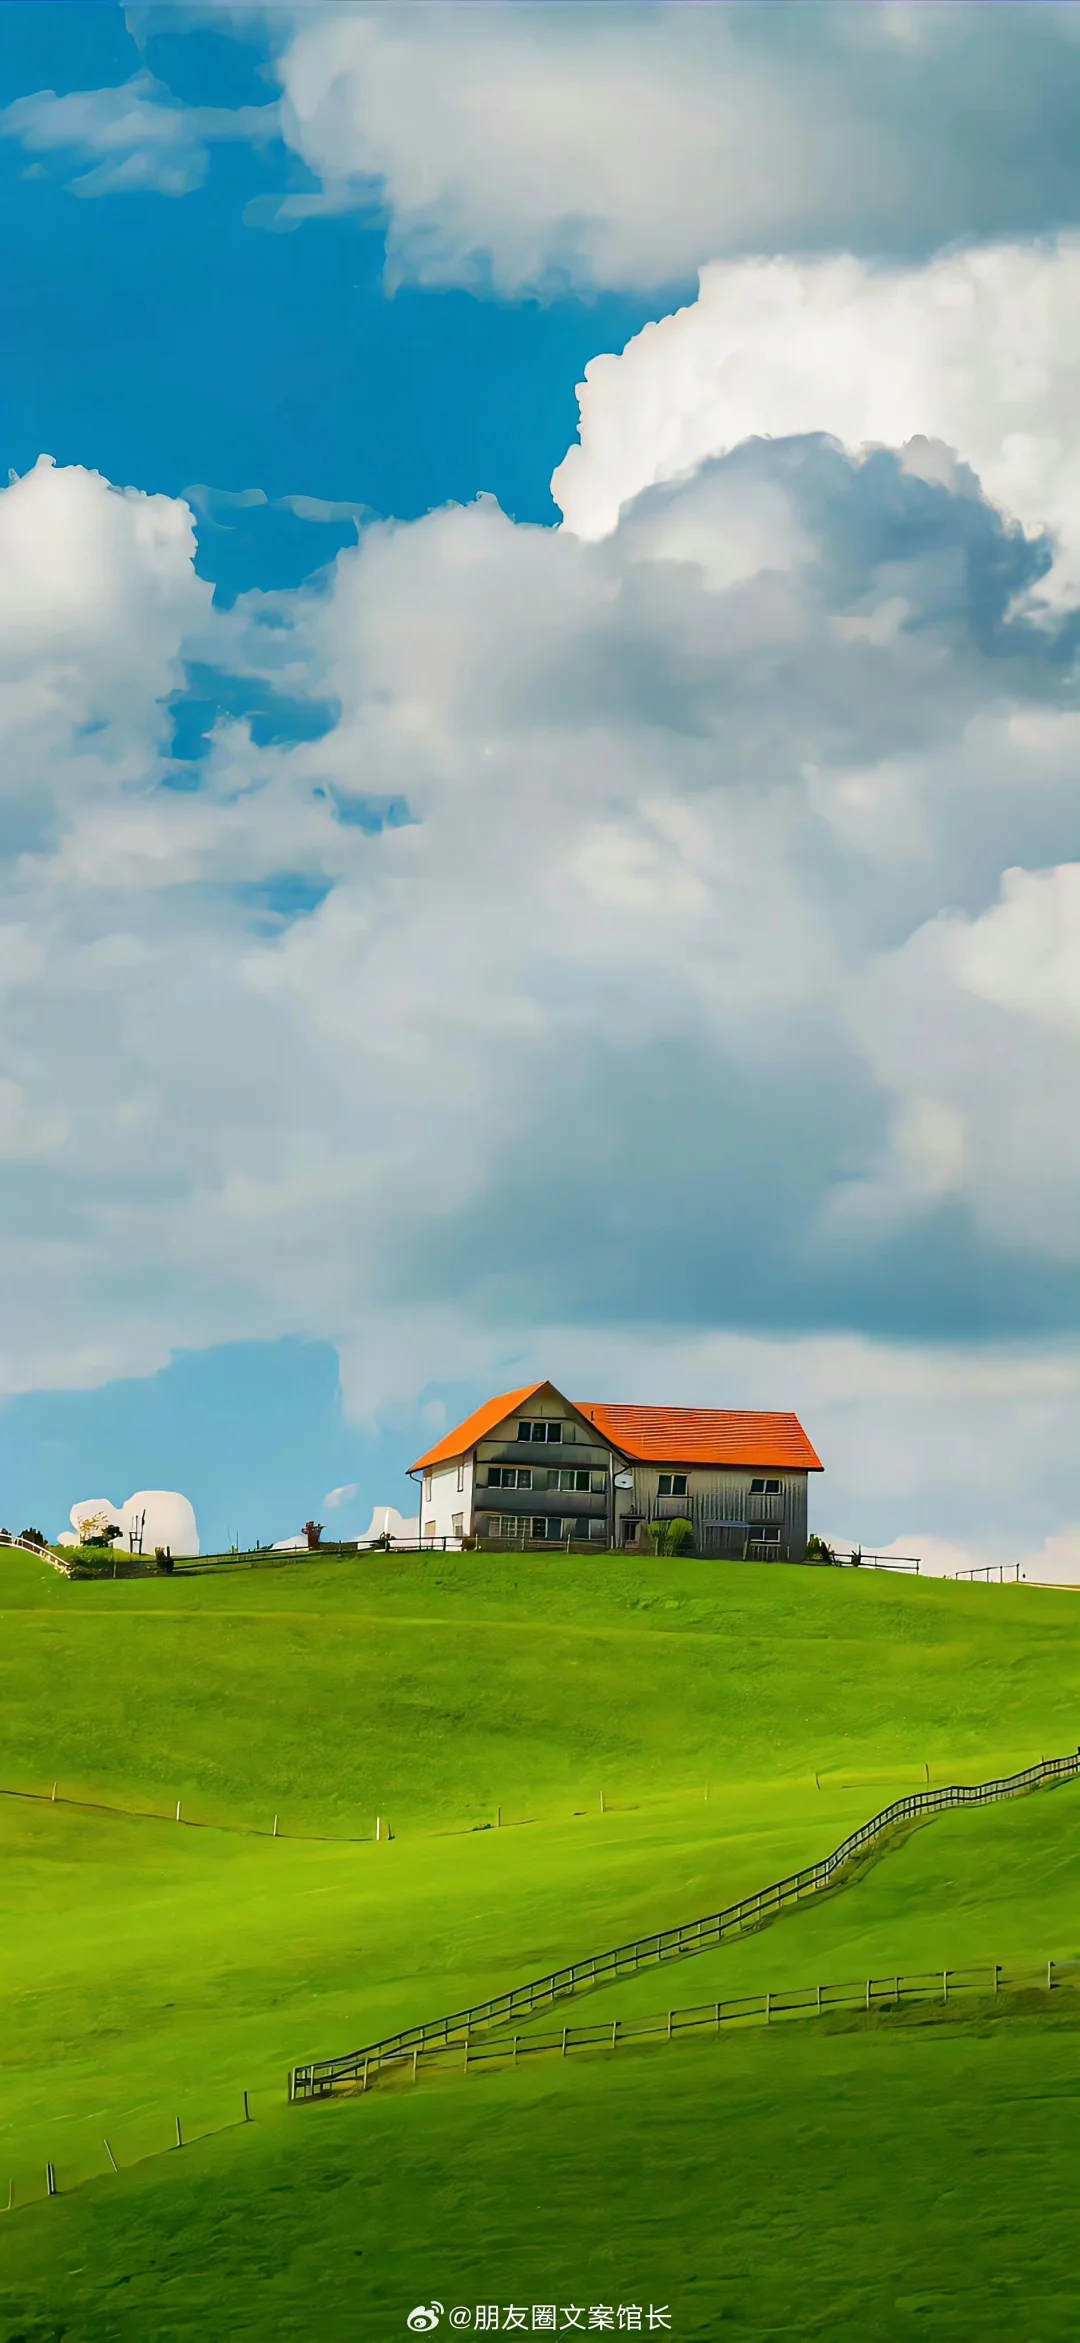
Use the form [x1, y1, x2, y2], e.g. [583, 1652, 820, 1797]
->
[412, 1386, 822, 1474]
[411, 1383, 548, 1473]
[576, 1404, 823, 1472]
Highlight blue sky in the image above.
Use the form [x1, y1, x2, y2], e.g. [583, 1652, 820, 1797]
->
[0, 3, 1078, 1566]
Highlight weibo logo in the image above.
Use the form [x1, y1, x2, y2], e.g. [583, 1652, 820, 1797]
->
[407, 2307, 444, 2332]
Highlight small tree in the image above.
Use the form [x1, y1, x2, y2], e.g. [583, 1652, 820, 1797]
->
[806, 1534, 837, 1567]
[303, 1520, 324, 1551]
[649, 1516, 694, 1557]
[19, 1527, 46, 1549]
[78, 1512, 121, 1549]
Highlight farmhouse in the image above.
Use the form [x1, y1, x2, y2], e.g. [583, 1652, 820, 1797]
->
[409, 1382, 822, 1559]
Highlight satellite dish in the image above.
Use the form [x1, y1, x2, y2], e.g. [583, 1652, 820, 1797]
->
[614, 1471, 634, 1489]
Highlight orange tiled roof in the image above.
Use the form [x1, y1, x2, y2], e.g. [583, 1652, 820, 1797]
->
[412, 1387, 822, 1473]
[576, 1403, 823, 1471]
[411, 1384, 548, 1473]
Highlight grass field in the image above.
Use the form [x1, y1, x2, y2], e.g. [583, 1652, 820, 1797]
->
[1, 1544, 1078, 2340]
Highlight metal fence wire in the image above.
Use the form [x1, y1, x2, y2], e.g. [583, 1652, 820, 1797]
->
[290, 1747, 1080, 2100]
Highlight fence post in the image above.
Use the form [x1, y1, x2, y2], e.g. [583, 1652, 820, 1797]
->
[612, 2020, 619, 2050]
[104, 2138, 118, 2172]
[1048, 1959, 1055, 1993]
[46, 2163, 56, 2198]
[244, 2090, 251, 2121]
[866, 1979, 871, 2011]
[993, 1965, 1000, 1995]
[513, 2037, 518, 2068]
[361, 2060, 369, 2094]
[175, 2116, 183, 2149]
[942, 1970, 949, 2004]
[816, 1983, 822, 2014]
[667, 2010, 674, 2040]
[412, 2047, 419, 2080]
[764, 1992, 771, 2025]
[562, 2027, 569, 2057]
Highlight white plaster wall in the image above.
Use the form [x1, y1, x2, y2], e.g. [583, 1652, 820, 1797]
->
[419, 1457, 473, 1543]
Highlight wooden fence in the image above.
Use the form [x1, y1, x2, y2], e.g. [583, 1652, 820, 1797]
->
[320, 1957, 1080, 2095]
[290, 1747, 1080, 2100]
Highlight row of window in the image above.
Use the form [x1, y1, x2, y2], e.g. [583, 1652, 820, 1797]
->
[422, 1457, 791, 1503]
[485, 1514, 606, 1543]
[707, 1522, 782, 1545]
[656, 1474, 782, 1498]
[516, 1420, 571, 1443]
[486, 1466, 601, 1493]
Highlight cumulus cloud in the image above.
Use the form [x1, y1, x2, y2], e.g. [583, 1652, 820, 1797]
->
[0, 432, 1077, 1553]
[0, 69, 278, 197]
[553, 240, 1080, 602]
[253, 3, 1080, 288]
[323, 1482, 357, 1509]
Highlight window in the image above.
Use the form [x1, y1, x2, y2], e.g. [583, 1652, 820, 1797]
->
[423, 1474, 432, 1503]
[489, 1515, 525, 1541]
[558, 1467, 591, 1492]
[452, 1513, 463, 1537]
[424, 1519, 436, 1539]
[456, 1461, 465, 1493]
[749, 1524, 781, 1544]
[518, 1420, 564, 1443]
[587, 1519, 606, 1541]
[487, 1465, 531, 1491]
[532, 1515, 564, 1541]
[750, 1478, 782, 1496]
[658, 1473, 688, 1498]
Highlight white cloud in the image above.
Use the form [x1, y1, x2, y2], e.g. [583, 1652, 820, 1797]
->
[322, 1482, 357, 1509]
[258, 5, 1080, 292]
[553, 239, 1080, 604]
[0, 431, 1076, 1557]
[0, 69, 278, 197]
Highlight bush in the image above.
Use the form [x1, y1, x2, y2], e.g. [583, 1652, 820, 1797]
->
[19, 1527, 46, 1549]
[155, 1547, 174, 1575]
[77, 1512, 121, 1549]
[806, 1534, 838, 1567]
[649, 1516, 694, 1557]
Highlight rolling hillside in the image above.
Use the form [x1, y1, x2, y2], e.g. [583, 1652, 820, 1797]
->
[0, 1545, 1078, 2340]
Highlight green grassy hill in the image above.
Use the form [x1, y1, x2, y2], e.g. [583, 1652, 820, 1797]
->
[0, 1545, 1078, 2341]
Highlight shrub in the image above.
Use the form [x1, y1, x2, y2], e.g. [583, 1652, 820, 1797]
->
[78, 1512, 121, 1548]
[155, 1547, 174, 1575]
[649, 1516, 694, 1557]
[806, 1534, 838, 1566]
[19, 1527, 46, 1549]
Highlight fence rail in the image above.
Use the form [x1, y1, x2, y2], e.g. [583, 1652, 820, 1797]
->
[321, 1957, 1080, 2095]
[290, 1747, 1080, 2099]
